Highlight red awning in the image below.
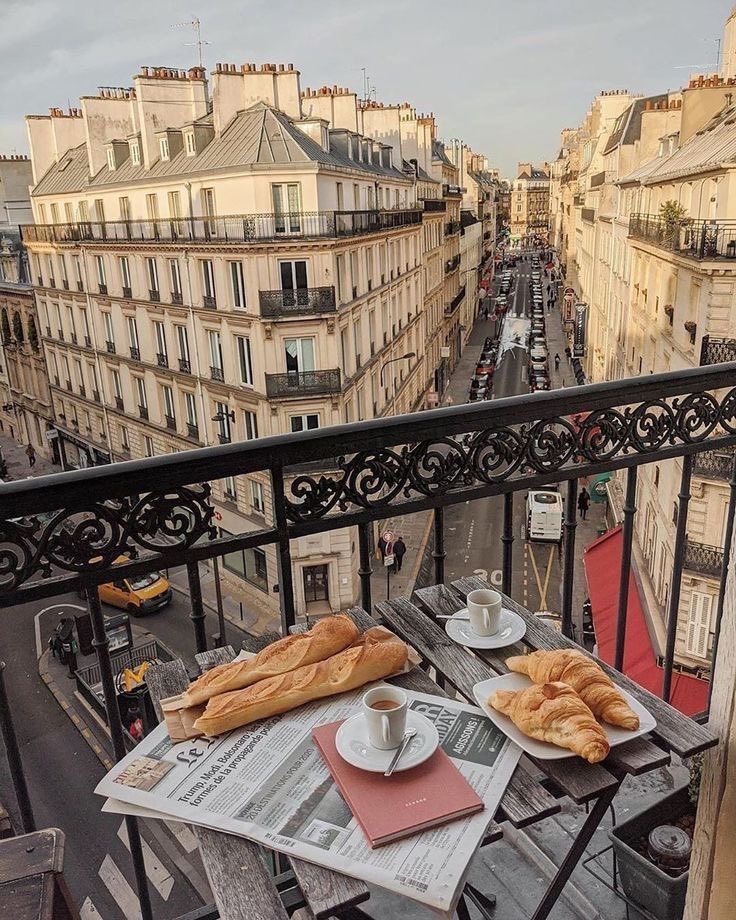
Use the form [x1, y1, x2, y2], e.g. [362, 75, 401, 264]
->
[583, 526, 709, 717]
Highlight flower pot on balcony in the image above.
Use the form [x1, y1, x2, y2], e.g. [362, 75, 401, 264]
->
[609, 786, 693, 920]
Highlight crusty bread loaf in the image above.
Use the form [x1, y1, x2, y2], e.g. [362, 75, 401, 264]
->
[182, 614, 360, 706]
[194, 626, 408, 736]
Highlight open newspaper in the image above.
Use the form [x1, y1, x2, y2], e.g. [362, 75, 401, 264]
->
[95, 684, 521, 913]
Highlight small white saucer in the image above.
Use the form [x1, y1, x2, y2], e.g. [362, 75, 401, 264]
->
[445, 608, 527, 649]
[335, 710, 439, 773]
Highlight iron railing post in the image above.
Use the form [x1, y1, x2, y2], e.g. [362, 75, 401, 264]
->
[662, 455, 693, 704]
[86, 588, 154, 920]
[502, 492, 514, 595]
[272, 464, 297, 633]
[433, 507, 446, 585]
[0, 661, 35, 833]
[358, 523, 373, 614]
[708, 454, 736, 711]
[614, 467, 638, 671]
[187, 561, 208, 654]
[561, 479, 578, 639]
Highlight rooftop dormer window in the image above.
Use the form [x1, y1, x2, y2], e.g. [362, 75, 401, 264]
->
[185, 132, 196, 156]
[160, 138, 170, 161]
[130, 142, 141, 165]
[106, 149, 115, 171]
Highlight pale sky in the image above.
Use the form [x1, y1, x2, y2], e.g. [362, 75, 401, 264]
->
[0, 0, 730, 177]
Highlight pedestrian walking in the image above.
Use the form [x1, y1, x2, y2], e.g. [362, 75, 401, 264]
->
[577, 487, 590, 520]
[25, 443, 36, 468]
[393, 536, 406, 573]
[554, 353, 560, 371]
[483, 305, 489, 320]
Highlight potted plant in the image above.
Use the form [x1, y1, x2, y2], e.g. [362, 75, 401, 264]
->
[609, 756, 701, 920]
[658, 200, 690, 249]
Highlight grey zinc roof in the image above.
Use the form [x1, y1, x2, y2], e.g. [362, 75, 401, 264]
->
[32, 103, 407, 197]
[638, 104, 736, 184]
[432, 140, 453, 166]
[603, 95, 668, 156]
[617, 154, 673, 186]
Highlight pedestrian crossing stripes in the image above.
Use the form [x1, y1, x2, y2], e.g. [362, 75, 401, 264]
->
[98, 854, 142, 920]
[118, 820, 175, 900]
[80, 897, 104, 919]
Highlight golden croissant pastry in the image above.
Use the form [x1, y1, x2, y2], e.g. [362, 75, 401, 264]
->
[506, 649, 639, 730]
[489, 682, 610, 763]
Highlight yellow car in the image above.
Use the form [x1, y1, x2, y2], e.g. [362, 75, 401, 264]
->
[97, 556, 173, 616]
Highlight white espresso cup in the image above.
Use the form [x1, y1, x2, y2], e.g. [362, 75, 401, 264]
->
[362, 686, 408, 750]
[467, 588, 502, 636]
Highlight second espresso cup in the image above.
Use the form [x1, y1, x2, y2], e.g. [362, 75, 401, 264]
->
[467, 588, 502, 636]
[362, 686, 407, 750]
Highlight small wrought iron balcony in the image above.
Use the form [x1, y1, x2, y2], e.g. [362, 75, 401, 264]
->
[202, 295, 217, 310]
[165, 415, 176, 431]
[693, 448, 736, 480]
[265, 368, 342, 399]
[443, 184, 463, 198]
[114, 396, 124, 410]
[156, 353, 169, 369]
[138, 405, 149, 420]
[84, 335, 92, 348]
[130, 346, 141, 361]
[149, 289, 161, 303]
[122, 286, 132, 299]
[105, 340, 115, 354]
[259, 286, 336, 318]
[422, 198, 447, 213]
[171, 292, 183, 305]
[445, 220, 461, 237]
[684, 539, 724, 578]
[445, 256, 461, 274]
[186, 421, 199, 440]
[211, 366, 225, 382]
[179, 358, 191, 374]
[629, 213, 736, 260]
[700, 335, 736, 366]
[444, 285, 466, 316]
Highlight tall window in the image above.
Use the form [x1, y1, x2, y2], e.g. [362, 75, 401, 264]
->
[73, 256, 83, 289]
[251, 480, 265, 514]
[135, 377, 148, 410]
[184, 392, 197, 427]
[202, 188, 216, 236]
[221, 535, 268, 591]
[169, 259, 182, 301]
[208, 330, 223, 372]
[185, 132, 196, 155]
[130, 142, 141, 165]
[271, 183, 301, 233]
[95, 255, 106, 290]
[126, 316, 139, 351]
[284, 337, 315, 374]
[145, 193, 159, 221]
[162, 385, 175, 421]
[93, 199, 105, 222]
[59, 254, 68, 287]
[78, 200, 89, 221]
[154, 321, 167, 361]
[119, 256, 131, 293]
[146, 258, 159, 296]
[229, 261, 246, 309]
[686, 591, 713, 658]
[111, 369, 123, 400]
[214, 401, 231, 441]
[279, 260, 307, 305]
[119, 197, 131, 221]
[176, 324, 190, 364]
[236, 336, 253, 386]
[243, 410, 258, 440]
[350, 251, 359, 297]
[143, 435, 154, 457]
[336, 182, 344, 209]
[50, 203, 59, 223]
[201, 260, 216, 304]
[353, 317, 362, 367]
[336, 254, 347, 303]
[167, 191, 181, 219]
[103, 312, 114, 346]
[365, 247, 374, 289]
[120, 425, 130, 451]
[159, 137, 170, 161]
[64, 202, 74, 223]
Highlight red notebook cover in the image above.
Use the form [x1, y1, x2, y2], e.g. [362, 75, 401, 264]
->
[313, 720, 484, 848]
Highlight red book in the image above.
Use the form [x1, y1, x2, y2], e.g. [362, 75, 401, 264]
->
[313, 720, 484, 847]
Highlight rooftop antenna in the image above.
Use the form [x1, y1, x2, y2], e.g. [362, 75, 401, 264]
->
[172, 16, 210, 68]
[361, 67, 372, 103]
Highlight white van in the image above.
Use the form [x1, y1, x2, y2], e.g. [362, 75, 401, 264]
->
[526, 490, 563, 542]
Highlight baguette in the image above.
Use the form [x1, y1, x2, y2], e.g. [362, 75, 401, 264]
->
[182, 614, 360, 706]
[194, 626, 408, 736]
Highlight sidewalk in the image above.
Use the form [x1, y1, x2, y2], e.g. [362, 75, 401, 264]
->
[0, 431, 58, 480]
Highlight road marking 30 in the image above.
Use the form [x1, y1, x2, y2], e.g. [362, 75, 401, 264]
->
[99, 854, 142, 920]
[118, 820, 174, 900]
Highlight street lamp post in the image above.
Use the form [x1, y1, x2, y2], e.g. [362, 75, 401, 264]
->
[379, 352, 416, 410]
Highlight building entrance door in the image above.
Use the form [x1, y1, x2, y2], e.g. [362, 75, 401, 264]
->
[303, 565, 329, 607]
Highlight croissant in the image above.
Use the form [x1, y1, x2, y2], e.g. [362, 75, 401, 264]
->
[506, 649, 639, 731]
[489, 682, 610, 763]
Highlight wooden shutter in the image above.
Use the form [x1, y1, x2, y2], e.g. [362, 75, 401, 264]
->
[686, 591, 713, 658]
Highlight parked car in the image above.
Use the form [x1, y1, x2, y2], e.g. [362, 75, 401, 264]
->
[531, 375, 551, 391]
[469, 387, 489, 401]
[470, 373, 492, 390]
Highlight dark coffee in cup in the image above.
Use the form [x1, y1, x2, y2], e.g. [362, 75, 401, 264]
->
[370, 699, 400, 711]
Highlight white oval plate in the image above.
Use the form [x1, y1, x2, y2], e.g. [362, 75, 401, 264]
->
[445, 608, 527, 649]
[472, 672, 657, 760]
[335, 710, 439, 773]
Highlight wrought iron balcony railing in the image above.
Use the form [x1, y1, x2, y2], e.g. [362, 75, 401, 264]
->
[684, 539, 724, 578]
[20, 208, 423, 246]
[0, 361, 734, 917]
[629, 213, 736, 260]
[259, 286, 336, 318]
[444, 285, 466, 316]
[444, 220, 461, 236]
[422, 198, 447, 212]
[445, 255, 461, 274]
[443, 184, 463, 198]
[700, 335, 736, 366]
[693, 447, 736, 480]
[265, 368, 342, 399]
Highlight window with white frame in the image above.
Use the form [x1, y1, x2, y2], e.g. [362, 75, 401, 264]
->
[103, 312, 114, 345]
[146, 257, 159, 295]
[169, 259, 182, 299]
[201, 260, 216, 302]
[146, 193, 159, 221]
[184, 392, 197, 427]
[143, 435, 154, 457]
[94, 199, 105, 222]
[167, 191, 181, 220]
[111, 369, 122, 400]
[106, 149, 115, 170]
[130, 141, 141, 165]
[95, 255, 106, 288]
[284, 337, 315, 373]
[271, 183, 302, 233]
[64, 202, 74, 223]
[162, 385, 175, 421]
[686, 591, 713, 658]
[223, 476, 237, 500]
[119, 256, 131, 292]
[185, 132, 196, 155]
[236, 336, 253, 386]
[159, 137, 170, 161]
[135, 376, 147, 410]
[214, 400, 231, 441]
[78, 201, 89, 221]
[73, 256, 83, 288]
[175, 324, 190, 363]
[243, 409, 258, 440]
[126, 316, 139, 351]
[229, 261, 246, 309]
[251, 480, 265, 514]
[120, 425, 130, 451]
[279, 260, 307, 296]
[119, 197, 131, 221]
[154, 321, 167, 360]
[290, 414, 319, 433]
[208, 330, 223, 372]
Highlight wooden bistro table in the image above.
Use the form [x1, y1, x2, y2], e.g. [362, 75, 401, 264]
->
[146, 589, 717, 920]
[373, 576, 719, 920]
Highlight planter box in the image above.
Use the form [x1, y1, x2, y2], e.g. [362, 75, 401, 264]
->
[609, 786, 691, 920]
